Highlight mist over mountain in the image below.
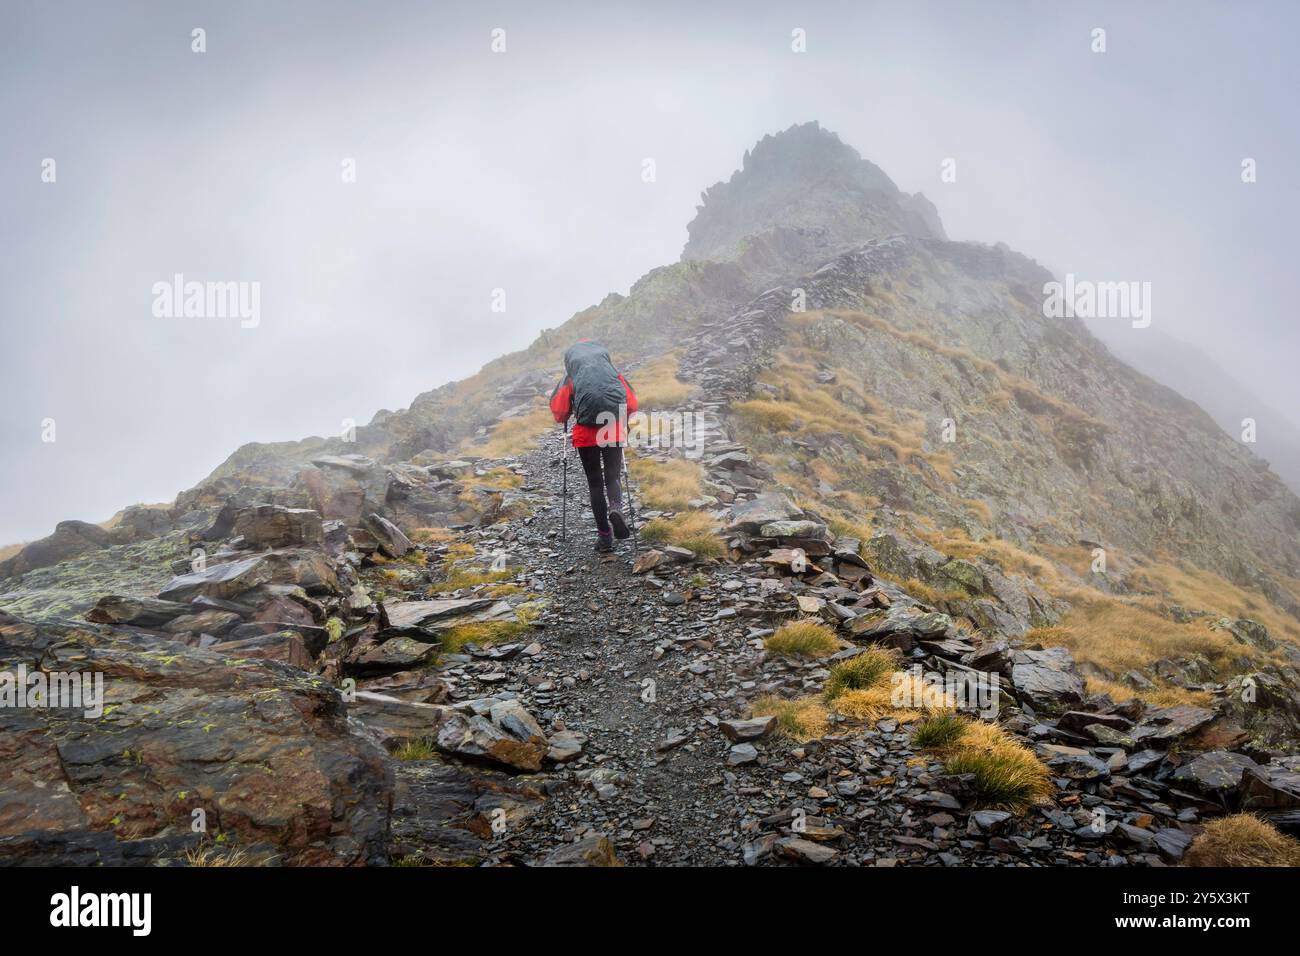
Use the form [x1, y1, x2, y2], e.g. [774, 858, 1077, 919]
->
[1088, 323, 1300, 495]
[4, 5, 1300, 875]
[5, 1, 1300, 551]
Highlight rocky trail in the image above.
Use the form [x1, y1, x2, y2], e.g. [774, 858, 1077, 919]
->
[366, 412, 1276, 866]
[4, 297, 1298, 869]
[5, 121, 1300, 870]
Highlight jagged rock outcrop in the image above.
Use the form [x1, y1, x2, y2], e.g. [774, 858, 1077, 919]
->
[683, 121, 944, 266]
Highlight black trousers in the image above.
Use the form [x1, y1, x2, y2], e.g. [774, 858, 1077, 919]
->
[576, 445, 624, 535]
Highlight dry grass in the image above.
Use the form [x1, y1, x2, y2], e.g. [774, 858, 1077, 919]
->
[639, 511, 723, 558]
[468, 405, 554, 458]
[913, 526, 1065, 588]
[764, 620, 840, 659]
[830, 669, 956, 723]
[740, 306, 1300, 699]
[733, 399, 799, 431]
[436, 619, 529, 654]
[458, 467, 524, 492]
[1084, 675, 1211, 709]
[1028, 596, 1246, 677]
[408, 527, 457, 544]
[911, 712, 968, 749]
[832, 686, 913, 721]
[825, 515, 874, 543]
[1184, 815, 1300, 867]
[823, 647, 900, 700]
[750, 694, 830, 741]
[734, 348, 946, 486]
[427, 549, 513, 593]
[629, 456, 703, 511]
[185, 844, 277, 867]
[394, 738, 437, 761]
[938, 720, 1053, 811]
[630, 352, 694, 408]
[899, 576, 968, 606]
[1132, 559, 1300, 649]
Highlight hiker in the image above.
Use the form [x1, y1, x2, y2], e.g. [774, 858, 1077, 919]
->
[550, 340, 637, 553]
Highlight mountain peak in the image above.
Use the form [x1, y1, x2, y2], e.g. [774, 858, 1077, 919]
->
[682, 121, 946, 264]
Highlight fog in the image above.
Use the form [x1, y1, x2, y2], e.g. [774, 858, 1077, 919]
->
[2, 0, 1297, 544]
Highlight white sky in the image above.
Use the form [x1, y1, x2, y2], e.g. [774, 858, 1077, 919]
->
[2, 0, 1297, 543]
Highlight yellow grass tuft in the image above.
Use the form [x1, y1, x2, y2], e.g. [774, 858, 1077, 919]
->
[1084, 675, 1211, 709]
[831, 686, 912, 722]
[428, 550, 513, 593]
[750, 694, 830, 741]
[409, 527, 460, 545]
[940, 720, 1053, 811]
[394, 738, 437, 761]
[629, 456, 704, 511]
[823, 647, 900, 700]
[764, 620, 840, 659]
[1028, 597, 1247, 677]
[639, 510, 722, 558]
[436, 619, 528, 654]
[830, 669, 956, 723]
[1184, 814, 1300, 867]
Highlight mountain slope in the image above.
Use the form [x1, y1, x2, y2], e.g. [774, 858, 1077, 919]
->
[5, 122, 1300, 868]
[5, 121, 1299, 623]
[1088, 324, 1300, 496]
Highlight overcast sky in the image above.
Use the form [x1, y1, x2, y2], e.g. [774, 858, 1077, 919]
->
[2, 0, 1297, 544]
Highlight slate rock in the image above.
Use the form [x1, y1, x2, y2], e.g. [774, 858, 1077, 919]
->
[1010, 648, 1085, 714]
[719, 716, 777, 741]
[1172, 750, 1258, 795]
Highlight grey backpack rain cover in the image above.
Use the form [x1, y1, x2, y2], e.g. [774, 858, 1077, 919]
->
[562, 341, 627, 427]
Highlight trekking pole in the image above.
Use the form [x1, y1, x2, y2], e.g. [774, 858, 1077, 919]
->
[621, 444, 639, 557]
[560, 422, 568, 542]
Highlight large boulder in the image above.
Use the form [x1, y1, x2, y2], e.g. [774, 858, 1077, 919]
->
[364, 513, 411, 559]
[1217, 671, 1300, 754]
[1213, 617, 1276, 652]
[0, 619, 391, 866]
[1239, 758, 1300, 811]
[85, 595, 192, 628]
[158, 550, 339, 603]
[726, 493, 803, 534]
[232, 505, 323, 549]
[1131, 704, 1217, 746]
[1172, 750, 1260, 797]
[1009, 647, 1085, 714]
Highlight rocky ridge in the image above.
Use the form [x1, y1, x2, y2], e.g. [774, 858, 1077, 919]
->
[3, 122, 1299, 866]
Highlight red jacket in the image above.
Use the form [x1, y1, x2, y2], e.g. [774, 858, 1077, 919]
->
[550, 373, 638, 447]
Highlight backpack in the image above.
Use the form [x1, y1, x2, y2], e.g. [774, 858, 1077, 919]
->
[563, 341, 627, 427]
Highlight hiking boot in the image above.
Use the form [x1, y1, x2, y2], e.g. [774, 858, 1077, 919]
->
[609, 510, 630, 540]
[594, 531, 614, 553]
